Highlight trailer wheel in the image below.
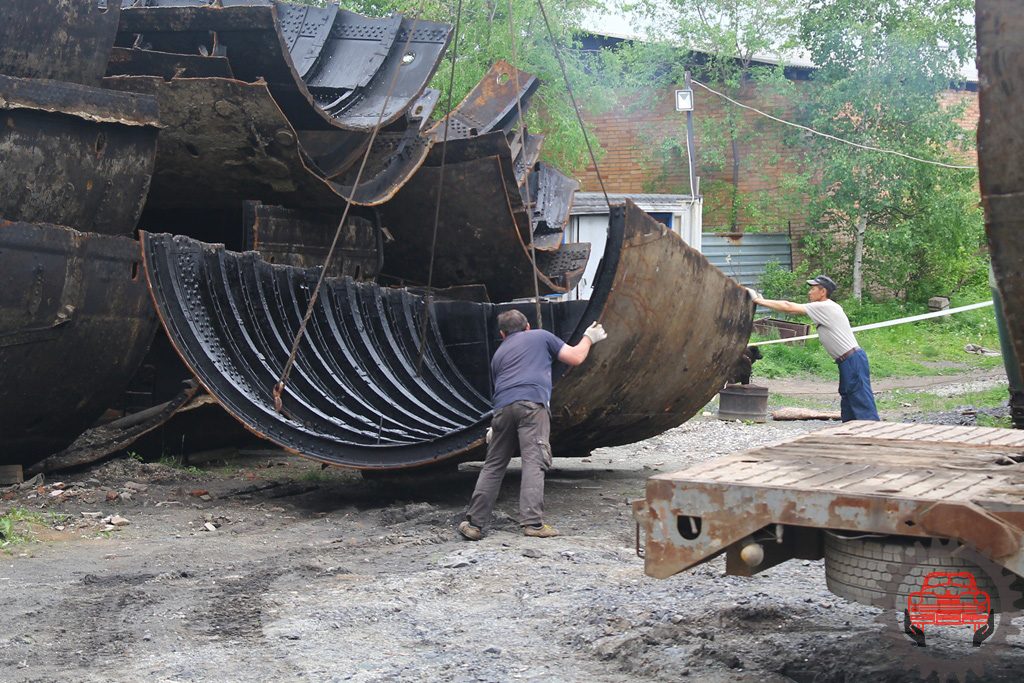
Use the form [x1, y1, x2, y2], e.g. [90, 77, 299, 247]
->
[823, 534, 999, 607]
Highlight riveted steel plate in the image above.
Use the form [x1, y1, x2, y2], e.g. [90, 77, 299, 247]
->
[0, 221, 158, 465]
[0, 0, 122, 87]
[0, 74, 160, 236]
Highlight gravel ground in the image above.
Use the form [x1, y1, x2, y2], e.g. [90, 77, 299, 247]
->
[1, 382, 1023, 682]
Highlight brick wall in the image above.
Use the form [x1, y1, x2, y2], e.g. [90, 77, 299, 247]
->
[573, 81, 980, 250]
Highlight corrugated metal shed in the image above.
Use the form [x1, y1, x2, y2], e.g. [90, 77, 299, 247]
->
[701, 232, 791, 288]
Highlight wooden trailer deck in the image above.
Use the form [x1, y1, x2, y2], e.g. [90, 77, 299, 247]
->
[632, 421, 1024, 579]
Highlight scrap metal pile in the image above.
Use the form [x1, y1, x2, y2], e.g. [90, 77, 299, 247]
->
[0, 0, 754, 472]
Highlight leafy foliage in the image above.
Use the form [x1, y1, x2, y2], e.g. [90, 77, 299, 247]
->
[794, 0, 985, 301]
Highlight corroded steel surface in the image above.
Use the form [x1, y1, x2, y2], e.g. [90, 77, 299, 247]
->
[0, 74, 160, 236]
[431, 60, 539, 141]
[377, 150, 584, 301]
[632, 421, 1024, 579]
[977, 0, 1024, 415]
[0, 0, 122, 87]
[527, 162, 580, 250]
[0, 221, 159, 465]
[242, 201, 379, 278]
[139, 231, 493, 469]
[549, 201, 754, 454]
[102, 75, 346, 210]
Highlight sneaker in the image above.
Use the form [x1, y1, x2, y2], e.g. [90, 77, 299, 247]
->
[522, 523, 559, 538]
[458, 520, 482, 541]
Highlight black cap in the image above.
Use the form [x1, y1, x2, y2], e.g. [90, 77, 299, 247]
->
[806, 275, 837, 295]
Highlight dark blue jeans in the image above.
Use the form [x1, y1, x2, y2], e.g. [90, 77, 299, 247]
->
[838, 348, 879, 422]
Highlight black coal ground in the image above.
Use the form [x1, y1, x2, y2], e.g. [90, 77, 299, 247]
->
[0, 417, 1021, 683]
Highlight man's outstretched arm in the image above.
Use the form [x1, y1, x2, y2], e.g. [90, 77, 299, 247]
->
[558, 322, 607, 366]
[750, 290, 807, 315]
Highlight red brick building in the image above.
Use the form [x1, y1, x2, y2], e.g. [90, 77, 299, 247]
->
[571, 69, 980, 253]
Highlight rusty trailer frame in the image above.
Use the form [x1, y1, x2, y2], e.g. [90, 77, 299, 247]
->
[633, 421, 1024, 580]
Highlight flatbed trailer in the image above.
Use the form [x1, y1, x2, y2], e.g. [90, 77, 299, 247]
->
[632, 421, 1024, 592]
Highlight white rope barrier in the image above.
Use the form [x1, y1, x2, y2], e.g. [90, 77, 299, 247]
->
[750, 300, 995, 347]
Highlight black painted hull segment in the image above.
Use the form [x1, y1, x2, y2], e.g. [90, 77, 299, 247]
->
[139, 231, 491, 469]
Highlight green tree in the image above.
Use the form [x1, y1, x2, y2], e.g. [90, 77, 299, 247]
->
[795, 0, 982, 301]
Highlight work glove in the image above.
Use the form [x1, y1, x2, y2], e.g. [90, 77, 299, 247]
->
[745, 287, 760, 301]
[485, 427, 493, 444]
[583, 322, 607, 344]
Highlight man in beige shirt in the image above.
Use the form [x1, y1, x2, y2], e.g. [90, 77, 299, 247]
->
[752, 275, 879, 422]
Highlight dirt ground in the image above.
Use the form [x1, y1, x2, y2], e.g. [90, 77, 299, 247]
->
[2, 370, 1023, 683]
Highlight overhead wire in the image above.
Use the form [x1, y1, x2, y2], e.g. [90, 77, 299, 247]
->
[691, 78, 976, 170]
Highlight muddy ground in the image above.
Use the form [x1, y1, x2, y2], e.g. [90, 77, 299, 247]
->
[2, 371, 1022, 683]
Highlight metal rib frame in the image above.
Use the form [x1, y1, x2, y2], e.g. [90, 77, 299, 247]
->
[139, 231, 491, 469]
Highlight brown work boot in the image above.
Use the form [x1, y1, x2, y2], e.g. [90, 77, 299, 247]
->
[458, 520, 482, 541]
[522, 523, 559, 538]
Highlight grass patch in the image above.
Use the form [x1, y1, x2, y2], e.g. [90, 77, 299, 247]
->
[753, 295, 1005, 381]
[874, 385, 1008, 413]
[0, 508, 71, 548]
[157, 455, 204, 474]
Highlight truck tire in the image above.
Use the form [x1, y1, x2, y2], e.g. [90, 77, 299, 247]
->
[823, 534, 999, 608]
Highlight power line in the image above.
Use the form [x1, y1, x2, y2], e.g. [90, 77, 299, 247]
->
[691, 79, 977, 171]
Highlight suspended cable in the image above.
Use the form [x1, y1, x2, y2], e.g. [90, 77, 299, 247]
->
[509, 0, 544, 329]
[691, 79, 976, 170]
[416, 0, 464, 375]
[273, 6, 429, 413]
[536, 0, 612, 208]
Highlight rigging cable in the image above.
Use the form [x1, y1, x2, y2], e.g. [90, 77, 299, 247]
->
[416, 0, 464, 375]
[508, 0, 544, 329]
[536, 0, 612, 208]
[273, 4, 430, 413]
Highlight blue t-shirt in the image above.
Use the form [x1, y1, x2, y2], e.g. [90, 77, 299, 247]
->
[490, 329, 566, 411]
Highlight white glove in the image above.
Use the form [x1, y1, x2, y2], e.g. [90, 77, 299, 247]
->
[583, 322, 607, 344]
[745, 287, 760, 301]
[485, 427, 493, 444]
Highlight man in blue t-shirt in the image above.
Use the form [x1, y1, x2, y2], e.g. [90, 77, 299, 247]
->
[459, 309, 607, 540]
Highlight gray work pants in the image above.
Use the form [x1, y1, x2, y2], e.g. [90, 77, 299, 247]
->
[466, 400, 552, 527]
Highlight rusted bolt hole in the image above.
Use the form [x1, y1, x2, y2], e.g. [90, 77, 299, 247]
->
[904, 519, 916, 527]
[413, 105, 424, 117]
[677, 515, 702, 540]
[497, 72, 510, 85]
[184, 142, 201, 158]
[130, 261, 139, 280]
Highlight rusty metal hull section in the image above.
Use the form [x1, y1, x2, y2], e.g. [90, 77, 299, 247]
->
[139, 231, 492, 469]
[632, 421, 1024, 579]
[242, 201, 379, 279]
[0, 221, 159, 465]
[550, 201, 753, 454]
[102, 75, 345, 211]
[0, 0, 122, 87]
[376, 152, 585, 301]
[0, 74, 160, 235]
[117, 2, 451, 133]
[977, 0, 1024, 415]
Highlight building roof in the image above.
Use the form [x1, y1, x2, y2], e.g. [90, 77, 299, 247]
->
[571, 192, 698, 215]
